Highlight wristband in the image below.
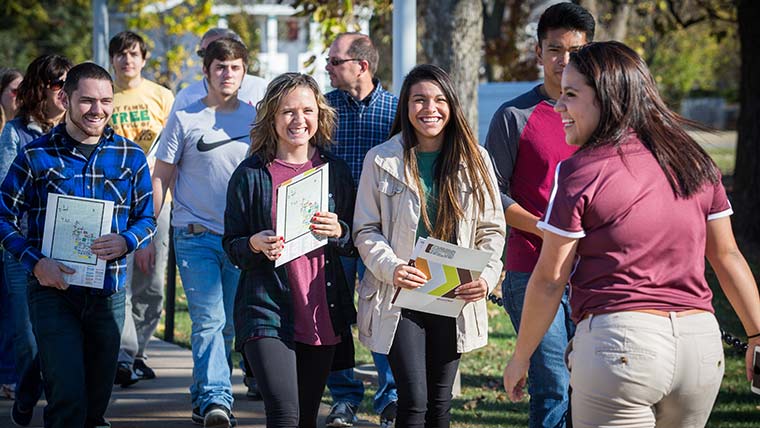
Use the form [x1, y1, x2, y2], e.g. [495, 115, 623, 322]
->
[747, 332, 760, 340]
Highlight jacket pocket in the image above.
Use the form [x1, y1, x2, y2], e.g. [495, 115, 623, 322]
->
[101, 168, 133, 206]
[357, 276, 380, 337]
[377, 176, 403, 196]
[41, 167, 74, 195]
[377, 175, 405, 242]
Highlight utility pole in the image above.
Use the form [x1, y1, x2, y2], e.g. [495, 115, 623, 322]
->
[393, 0, 416, 95]
[92, 0, 109, 68]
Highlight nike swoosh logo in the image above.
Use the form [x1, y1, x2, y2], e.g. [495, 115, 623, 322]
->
[196, 134, 249, 152]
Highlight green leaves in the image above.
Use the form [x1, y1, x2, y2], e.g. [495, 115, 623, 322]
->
[114, 0, 216, 91]
[0, 0, 91, 69]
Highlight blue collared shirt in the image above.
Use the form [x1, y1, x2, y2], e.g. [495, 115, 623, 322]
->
[326, 81, 398, 185]
[0, 124, 156, 294]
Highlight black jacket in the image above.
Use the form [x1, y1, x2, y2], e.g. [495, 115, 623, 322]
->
[223, 148, 357, 369]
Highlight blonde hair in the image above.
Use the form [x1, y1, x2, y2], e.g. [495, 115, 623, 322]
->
[249, 73, 336, 162]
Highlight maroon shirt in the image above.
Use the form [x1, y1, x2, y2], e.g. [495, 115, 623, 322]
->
[269, 153, 340, 346]
[539, 136, 732, 323]
[485, 86, 578, 272]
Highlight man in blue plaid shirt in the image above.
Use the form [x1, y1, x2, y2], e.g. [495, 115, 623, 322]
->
[324, 32, 399, 428]
[0, 63, 155, 428]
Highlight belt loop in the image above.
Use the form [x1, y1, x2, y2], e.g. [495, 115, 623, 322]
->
[669, 311, 679, 337]
[586, 313, 594, 332]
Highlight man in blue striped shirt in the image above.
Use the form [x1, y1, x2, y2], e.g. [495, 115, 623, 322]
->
[0, 62, 155, 428]
[324, 32, 399, 428]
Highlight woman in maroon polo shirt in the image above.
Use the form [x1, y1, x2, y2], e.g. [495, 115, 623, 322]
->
[503, 41, 760, 428]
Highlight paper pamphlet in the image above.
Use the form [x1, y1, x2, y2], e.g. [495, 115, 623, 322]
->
[275, 163, 329, 267]
[41, 194, 114, 289]
[392, 237, 491, 317]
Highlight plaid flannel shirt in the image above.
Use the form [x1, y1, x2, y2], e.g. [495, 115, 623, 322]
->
[0, 124, 156, 295]
[326, 80, 398, 185]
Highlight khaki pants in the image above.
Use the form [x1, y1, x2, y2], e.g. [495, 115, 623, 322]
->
[568, 311, 724, 428]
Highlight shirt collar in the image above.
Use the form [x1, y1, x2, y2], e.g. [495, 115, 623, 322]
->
[50, 123, 115, 147]
[341, 78, 384, 107]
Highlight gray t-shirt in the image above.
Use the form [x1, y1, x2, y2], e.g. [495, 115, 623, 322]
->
[156, 99, 255, 233]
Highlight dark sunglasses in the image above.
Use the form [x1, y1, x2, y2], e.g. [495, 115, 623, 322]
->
[325, 57, 361, 66]
[197, 48, 206, 59]
[47, 78, 65, 91]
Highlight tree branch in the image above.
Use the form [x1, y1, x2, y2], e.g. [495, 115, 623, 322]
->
[666, 0, 708, 28]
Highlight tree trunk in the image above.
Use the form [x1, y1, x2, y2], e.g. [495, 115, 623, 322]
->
[421, 0, 483, 136]
[608, 3, 630, 41]
[579, 0, 631, 41]
[482, 0, 507, 81]
[733, 0, 760, 243]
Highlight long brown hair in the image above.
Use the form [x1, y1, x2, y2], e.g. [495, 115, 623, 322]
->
[0, 68, 22, 128]
[570, 41, 719, 197]
[249, 73, 336, 162]
[16, 54, 72, 132]
[391, 64, 496, 240]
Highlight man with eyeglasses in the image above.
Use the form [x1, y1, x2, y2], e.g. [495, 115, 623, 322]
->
[323, 32, 398, 428]
[170, 28, 267, 115]
[108, 30, 175, 388]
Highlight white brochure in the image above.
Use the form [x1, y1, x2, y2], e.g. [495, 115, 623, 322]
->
[41, 194, 114, 289]
[392, 237, 491, 317]
[275, 163, 329, 267]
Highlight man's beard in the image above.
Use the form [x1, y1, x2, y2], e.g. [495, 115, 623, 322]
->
[72, 114, 107, 137]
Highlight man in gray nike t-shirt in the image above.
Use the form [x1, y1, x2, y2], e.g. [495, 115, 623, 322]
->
[151, 38, 254, 428]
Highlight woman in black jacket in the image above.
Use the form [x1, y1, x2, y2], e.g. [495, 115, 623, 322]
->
[223, 73, 357, 428]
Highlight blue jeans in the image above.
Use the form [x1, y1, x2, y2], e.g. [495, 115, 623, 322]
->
[327, 257, 398, 414]
[4, 252, 44, 409]
[0, 252, 16, 385]
[173, 229, 239, 413]
[28, 283, 125, 428]
[502, 271, 574, 428]
[119, 204, 170, 364]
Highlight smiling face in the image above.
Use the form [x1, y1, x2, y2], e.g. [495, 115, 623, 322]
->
[537, 28, 588, 99]
[407, 80, 450, 150]
[1, 76, 22, 118]
[275, 86, 319, 154]
[555, 63, 600, 147]
[62, 77, 113, 144]
[111, 43, 146, 84]
[44, 72, 68, 119]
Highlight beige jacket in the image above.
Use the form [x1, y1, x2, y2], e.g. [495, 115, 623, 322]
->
[353, 133, 506, 354]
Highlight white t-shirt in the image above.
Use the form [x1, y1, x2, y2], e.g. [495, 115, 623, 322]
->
[170, 74, 268, 115]
[156, 100, 255, 233]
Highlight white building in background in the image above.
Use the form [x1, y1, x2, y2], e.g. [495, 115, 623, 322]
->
[109, 1, 370, 92]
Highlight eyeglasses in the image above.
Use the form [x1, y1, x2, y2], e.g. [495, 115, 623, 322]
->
[47, 78, 65, 91]
[197, 48, 206, 59]
[325, 57, 361, 66]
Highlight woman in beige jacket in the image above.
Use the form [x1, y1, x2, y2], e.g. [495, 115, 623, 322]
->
[353, 64, 506, 428]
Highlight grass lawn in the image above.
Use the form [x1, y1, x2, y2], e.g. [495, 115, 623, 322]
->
[156, 144, 759, 427]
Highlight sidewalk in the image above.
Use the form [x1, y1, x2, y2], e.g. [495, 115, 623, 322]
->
[0, 338, 379, 428]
